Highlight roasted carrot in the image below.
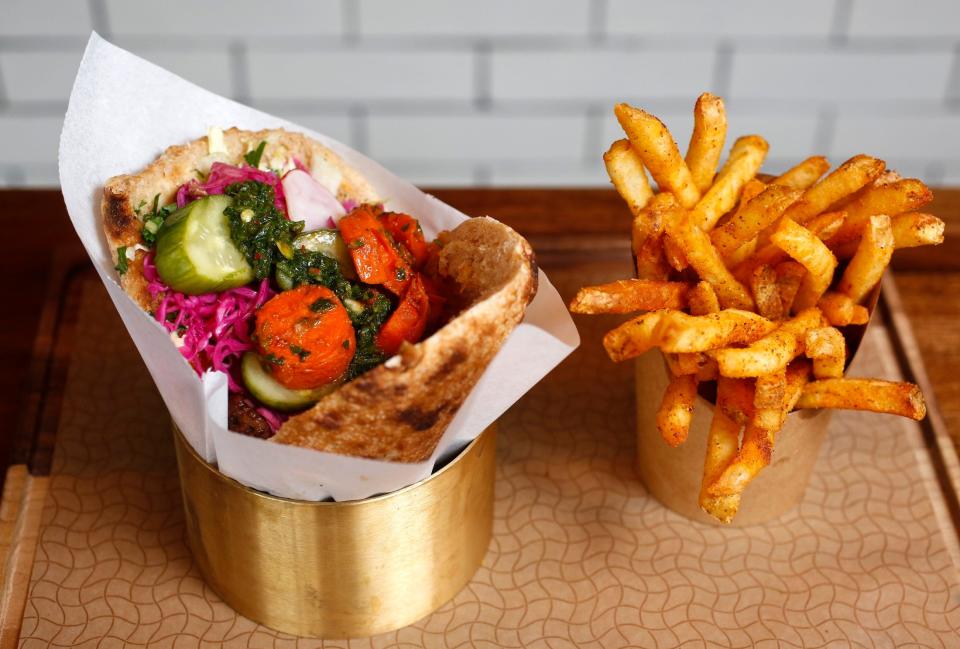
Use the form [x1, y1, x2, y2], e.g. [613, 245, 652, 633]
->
[255, 285, 355, 389]
[379, 211, 431, 268]
[339, 206, 411, 295]
[376, 274, 430, 356]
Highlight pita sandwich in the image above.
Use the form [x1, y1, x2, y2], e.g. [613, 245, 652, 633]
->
[102, 128, 537, 462]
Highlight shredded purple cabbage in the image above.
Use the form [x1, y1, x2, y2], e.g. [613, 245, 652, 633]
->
[143, 252, 286, 430]
[177, 162, 287, 213]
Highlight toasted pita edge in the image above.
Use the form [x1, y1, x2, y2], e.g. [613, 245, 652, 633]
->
[101, 127, 379, 311]
[272, 216, 538, 462]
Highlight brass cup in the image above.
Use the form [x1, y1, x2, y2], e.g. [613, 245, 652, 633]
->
[172, 424, 496, 639]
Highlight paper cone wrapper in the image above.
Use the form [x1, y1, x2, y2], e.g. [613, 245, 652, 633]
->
[58, 33, 580, 502]
[634, 352, 832, 527]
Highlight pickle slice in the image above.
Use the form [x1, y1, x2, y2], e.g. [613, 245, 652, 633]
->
[241, 352, 337, 412]
[154, 195, 254, 294]
[294, 229, 357, 279]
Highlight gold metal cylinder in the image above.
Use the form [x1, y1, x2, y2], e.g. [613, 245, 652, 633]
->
[172, 424, 496, 638]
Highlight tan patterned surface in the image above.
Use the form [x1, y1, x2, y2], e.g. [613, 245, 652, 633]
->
[18, 266, 960, 648]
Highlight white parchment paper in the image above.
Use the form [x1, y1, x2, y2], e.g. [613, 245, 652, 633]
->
[58, 33, 580, 501]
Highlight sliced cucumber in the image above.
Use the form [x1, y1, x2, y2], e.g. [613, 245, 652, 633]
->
[155, 195, 254, 294]
[241, 352, 337, 412]
[294, 229, 356, 279]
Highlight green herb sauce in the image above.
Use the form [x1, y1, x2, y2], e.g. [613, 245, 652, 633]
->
[224, 181, 304, 279]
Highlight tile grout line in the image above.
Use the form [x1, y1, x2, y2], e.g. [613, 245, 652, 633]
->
[474, 40, 492, 111]
[87, 0, 111, 39]
[342, 0, 359, 45]
[829, 0, 853, 46]
[589, 0, 608, 44]
[712, 39, 734, 98]
[229, 40, 251, 105]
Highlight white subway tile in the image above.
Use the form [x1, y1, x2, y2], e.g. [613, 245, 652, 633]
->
[126, 48, 234, 98]
[0, 0, 92, 36]
[0, 51, 82, 103]
[358, 0, 590, 37]
[849, 0, 960, 38]
[248, 49, 474, 101]
[730, 50, 953, 101]
[367, 114, 587, 162]
[268, 112, 353, 146]
[491, 48, 715, 101]
[104, 0, 341, 37]
[0, 117, 64, 165]
[489, 162, 607, 187]
[607, 0, 835, 37]
[831, 114, 960, 161]
[379, 161, 478, 186]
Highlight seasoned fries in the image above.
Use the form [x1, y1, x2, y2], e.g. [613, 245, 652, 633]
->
[797, 379, 926, 421]
[837, 214, 894, 304]
[657, 373, 698, 447]
[604, 139, 654, 217]
[769, 217, 838, 310]
[804, 327, 846, 378]
[685, 93, 727, 193]
[615, 103, 700, 208]
[712, 308, 826, 377]
[574, 93, 938, 522]
[569, 279, 688, 314]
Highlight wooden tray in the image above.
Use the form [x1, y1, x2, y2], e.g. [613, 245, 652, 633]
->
[3, 253, 960, 648]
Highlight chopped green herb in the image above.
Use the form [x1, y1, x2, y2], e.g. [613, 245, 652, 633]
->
[347, 238, 365, 250]
[140, 193, 177, 247]
[310, 297, 334, 313]
[264, 353, 285, 367]
[289, 344, 311, 361]
[115, 246, 129, 275]
[224, 181, 304, 279]
[342, 339, 350, 349]
[395, 267, 407, 281]
[244, 141, 267, 168]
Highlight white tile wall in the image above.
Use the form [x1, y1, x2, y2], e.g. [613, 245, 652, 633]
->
[0, 0, 959, 187]
[247, 49, 474, 102]
[606, 0, 836, 38]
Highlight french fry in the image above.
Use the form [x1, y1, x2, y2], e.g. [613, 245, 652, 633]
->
[715, 376, 756, 425]
[711, 307, 826, 377]
[708, 361, 810, 499]
[797, 378, 926, 420]
[890, 212, 944, 249]
[692, 135, 769, 231]
[685, 92, 727, 193]
[604, 309, 774, 361]
[615, 103, 701, 208]
[769, 218, 838, 310]
[831, 212, 945, 259]
[735, 210, 844, 283]
[817, 292, 870, 326]
[711, 185, 801, 258]
[772, 156, 831, 190]
[666, 217, 755, 310]
[830, 178, 933, 244]
[687, 280, 720, 315]
[632, 193, 675, 280]
[657, 373, 698, 447]
[780, 155, 885, 225]
[751, 264, 785, 321]
[699, 377, 746, 522]
[665, 352, 709, 376]
[776, 261, 806, 315]
[604, 139, 654, 217]
[569, 279, 689, 314]
[837, 214, 894, 304]
[804, 327, 846, 378]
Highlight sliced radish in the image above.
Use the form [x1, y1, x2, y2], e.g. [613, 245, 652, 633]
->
[281, 169, 346, 231]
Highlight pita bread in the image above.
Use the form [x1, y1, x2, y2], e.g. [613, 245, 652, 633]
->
[101, 128, 537, 462]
